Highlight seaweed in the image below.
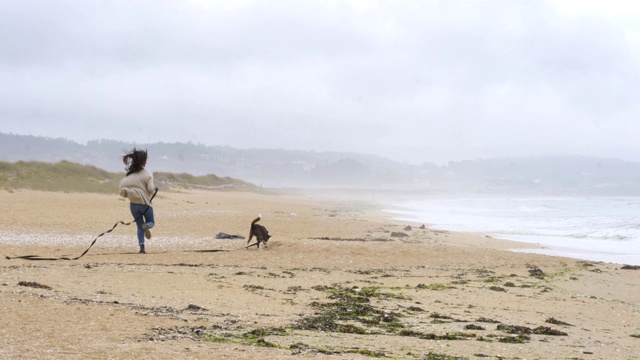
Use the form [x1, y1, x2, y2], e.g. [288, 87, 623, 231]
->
[398, 329, 475, 341]
[498, 335, 530, 343]
[532, 326, 568, 336]
[464, 324, 485, 330]
[294, 286, 405, 334]
[289, 342, 386, 357]
[545, 317, 573, 326]
[406, 306, 425, 312]
[242, 284, 265, 292]
[526, 264, 545, 279]
[476, 317, 500, 323]
[416, 283, 454, 291]
[18, 281, 52, 289]
[424, 351, 468, 360]
[202, 327, 288, 348]
[621, 265, 640, 270]
[497, 324, 532, 334]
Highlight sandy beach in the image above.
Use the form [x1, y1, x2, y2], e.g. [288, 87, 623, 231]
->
[1, 188, 638, 359]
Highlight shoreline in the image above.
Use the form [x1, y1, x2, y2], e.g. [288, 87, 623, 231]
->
[1, 189, 639, 359]
[383, 196, 640, 266]
[389, 212, 640, 266]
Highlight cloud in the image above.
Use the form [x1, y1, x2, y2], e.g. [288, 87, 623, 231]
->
[1, 0, 639, 164]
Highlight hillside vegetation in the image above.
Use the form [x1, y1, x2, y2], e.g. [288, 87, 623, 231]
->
[0, 160, 262, 194]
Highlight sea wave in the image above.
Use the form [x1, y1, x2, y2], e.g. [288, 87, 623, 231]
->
[387, 196, 640, 264]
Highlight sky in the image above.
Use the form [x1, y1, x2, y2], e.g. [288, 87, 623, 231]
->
[1, 0, 640, 165]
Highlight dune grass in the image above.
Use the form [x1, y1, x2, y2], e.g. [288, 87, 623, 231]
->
[0, 160, 261, 193]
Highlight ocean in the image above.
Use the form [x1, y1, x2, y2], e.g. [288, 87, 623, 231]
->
[386, 196, 640, 265]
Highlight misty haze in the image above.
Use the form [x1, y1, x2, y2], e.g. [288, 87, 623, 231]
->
[3, 132, 640, 195]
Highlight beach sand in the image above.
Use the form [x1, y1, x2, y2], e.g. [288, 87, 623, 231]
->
[1, 189, 638, 359]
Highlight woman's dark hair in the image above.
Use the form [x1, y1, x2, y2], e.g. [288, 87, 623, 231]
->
[122, 148, 148, 175]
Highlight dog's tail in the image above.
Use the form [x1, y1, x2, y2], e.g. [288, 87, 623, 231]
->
[248, 216, 261, 244]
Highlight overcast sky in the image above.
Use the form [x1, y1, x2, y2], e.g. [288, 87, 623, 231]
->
[2, 0, 639, 164]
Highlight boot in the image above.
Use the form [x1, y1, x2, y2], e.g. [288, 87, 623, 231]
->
[139, 245, 145, 254]
[142, 224, 152, 239]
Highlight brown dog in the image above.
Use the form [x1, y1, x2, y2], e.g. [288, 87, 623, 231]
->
[247, 216, 271, 249]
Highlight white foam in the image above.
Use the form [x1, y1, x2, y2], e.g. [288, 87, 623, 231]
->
[386, 196, 640, 265]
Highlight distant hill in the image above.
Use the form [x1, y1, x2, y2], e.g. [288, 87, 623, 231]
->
[0, 132, 412, 188]
[2, 132, 640, 195]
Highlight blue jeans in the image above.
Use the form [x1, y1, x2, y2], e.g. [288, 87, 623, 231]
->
[130, 203, 155, 246]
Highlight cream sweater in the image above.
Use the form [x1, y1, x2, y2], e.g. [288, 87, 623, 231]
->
[119, 169, 156, 205]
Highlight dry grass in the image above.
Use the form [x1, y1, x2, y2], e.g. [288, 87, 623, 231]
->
[0, 160, 261, 193]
